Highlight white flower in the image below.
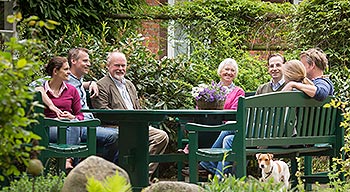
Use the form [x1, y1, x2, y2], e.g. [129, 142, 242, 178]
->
[191, 87, 200, 97]
[191, 81, 229, 102]
[197, 83, 208, 89]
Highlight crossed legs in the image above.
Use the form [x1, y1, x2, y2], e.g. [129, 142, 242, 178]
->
[148, 126, 169, 176]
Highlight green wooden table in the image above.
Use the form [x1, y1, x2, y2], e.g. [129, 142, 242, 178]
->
[82, 109, 236, 191]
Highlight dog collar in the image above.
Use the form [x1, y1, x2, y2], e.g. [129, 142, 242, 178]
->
[264, 166, 273, 179]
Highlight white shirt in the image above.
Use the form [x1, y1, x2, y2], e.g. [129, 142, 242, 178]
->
[270, 78, 285, 91]
[109, 74, 134, 110]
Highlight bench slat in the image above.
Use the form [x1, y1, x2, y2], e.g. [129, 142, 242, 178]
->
[314, 107, 321, 136]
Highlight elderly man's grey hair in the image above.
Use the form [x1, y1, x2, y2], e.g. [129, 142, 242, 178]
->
[217, 58, 238, 77]
[106, 51, 126, 65]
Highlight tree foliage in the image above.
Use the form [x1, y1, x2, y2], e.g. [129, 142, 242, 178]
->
[16, 0, 144, 47]
[0, 14, 57, 182]
[291, 0, 350, 67]
[0, 36, 42, 181]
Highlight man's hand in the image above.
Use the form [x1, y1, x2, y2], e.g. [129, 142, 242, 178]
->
[89, 81, 99, 98]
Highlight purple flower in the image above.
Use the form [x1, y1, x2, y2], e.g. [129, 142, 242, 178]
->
[191, 81, 229, 103]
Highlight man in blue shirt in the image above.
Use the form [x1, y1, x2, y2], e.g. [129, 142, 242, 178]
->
[282, 48, 334, 101]
[67, 48, 119, 164]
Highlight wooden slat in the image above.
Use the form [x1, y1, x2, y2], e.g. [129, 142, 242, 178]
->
[271, 107, 281, 137]
[302, 107, 310, 136]
[329, 108, 337, 135]
[314, 107, 321, 136]
[277, 107, 286, 136]
[265, 107, 273, 138]
[296, 107, 303, 136]
[258, 107, 267, 138]
[288, 107, 297, 136]
[319, 107, 327, 135]
[324, 108, 332, 135]
[307, 107, 318, 135]
[253, 107, 262, 137]
[246, 108, 254, 138]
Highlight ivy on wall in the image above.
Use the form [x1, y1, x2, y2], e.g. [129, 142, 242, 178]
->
[291, 0, 350, 68]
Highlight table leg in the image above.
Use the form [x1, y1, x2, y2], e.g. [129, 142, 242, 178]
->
[119, 121, 149, 191]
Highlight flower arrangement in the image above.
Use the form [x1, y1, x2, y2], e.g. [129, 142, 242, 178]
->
[191, 81, 229, 103]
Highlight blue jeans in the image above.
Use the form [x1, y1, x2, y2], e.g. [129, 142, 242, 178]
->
[81, 126, 119, 164]
[49, 126, 81, 145]
[200, 130, 235, 177]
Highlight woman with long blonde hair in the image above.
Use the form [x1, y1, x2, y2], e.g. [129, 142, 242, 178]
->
[282, 59, 313, 87]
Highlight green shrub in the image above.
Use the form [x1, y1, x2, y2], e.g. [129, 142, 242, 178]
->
[86, 172, 131, 192]
[330, 65, 350, 101]
[0, 173, 64, 192]
[0, 17, 45, 181]
[203, 175, 286, 192]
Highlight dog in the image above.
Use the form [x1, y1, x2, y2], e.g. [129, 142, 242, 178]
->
[256, 153, 290, 189]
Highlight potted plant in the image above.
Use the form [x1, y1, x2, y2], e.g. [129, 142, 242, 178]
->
[191, 81, 229, 110]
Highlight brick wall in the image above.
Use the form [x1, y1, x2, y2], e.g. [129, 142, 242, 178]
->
[140, 20, 168, 58]
[141, 0, 167, 58]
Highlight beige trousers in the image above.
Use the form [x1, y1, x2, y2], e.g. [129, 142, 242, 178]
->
[148, 126, 169, 176]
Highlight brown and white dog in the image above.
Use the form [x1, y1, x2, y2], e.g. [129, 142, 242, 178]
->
[256, 153, 290, 189]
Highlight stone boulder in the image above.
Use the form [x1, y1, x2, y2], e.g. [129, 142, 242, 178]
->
[62, 155, 130, 192]
[142, 181, 204, 192]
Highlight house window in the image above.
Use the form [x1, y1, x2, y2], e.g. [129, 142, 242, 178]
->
[167, 21, 191, 58]
[167, 0, 191, 58]
[0, 0, 16, 41]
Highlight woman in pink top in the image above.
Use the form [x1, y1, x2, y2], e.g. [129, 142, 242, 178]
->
[42, 57, 83, 120]
[180, 58, 245, 156]
[197, 58, 245, 177]
[36, 56, 83, 169]
[218, 58, 245, 110]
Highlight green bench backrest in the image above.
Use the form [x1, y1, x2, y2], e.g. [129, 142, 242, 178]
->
[234, 91, 340, 147]
[30, 92, 50, 147]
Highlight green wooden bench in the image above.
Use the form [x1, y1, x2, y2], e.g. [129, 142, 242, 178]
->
[186, 91, 344, 188]
[31, 92, 100, 173]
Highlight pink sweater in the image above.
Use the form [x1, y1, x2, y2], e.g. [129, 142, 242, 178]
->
[224, 86, 245, 110]
[44, 83, 84, 120]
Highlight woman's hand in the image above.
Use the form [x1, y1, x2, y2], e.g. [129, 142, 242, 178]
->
[59, 111, 75, 120]
[48, 104, 63, 117]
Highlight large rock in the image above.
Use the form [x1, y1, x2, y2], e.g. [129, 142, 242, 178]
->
[62, 155, 130, 192]
[142, 181, 204, 192]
